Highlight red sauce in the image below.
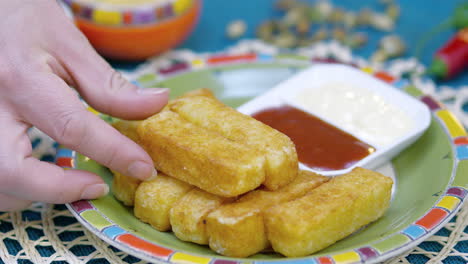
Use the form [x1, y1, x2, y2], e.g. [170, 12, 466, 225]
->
[252, 105, 375, 171]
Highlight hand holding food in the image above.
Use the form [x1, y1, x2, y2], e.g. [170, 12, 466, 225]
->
[0, 0, 168, 211]
[111, 89, 394, 258]
[138, 89, 298, 196]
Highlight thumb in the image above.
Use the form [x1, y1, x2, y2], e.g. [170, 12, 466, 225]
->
[53, 29, 168, 120]
[6, 158, 108, 203]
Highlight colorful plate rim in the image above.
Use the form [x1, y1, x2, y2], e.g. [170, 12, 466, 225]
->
[59, 52, 468, 264]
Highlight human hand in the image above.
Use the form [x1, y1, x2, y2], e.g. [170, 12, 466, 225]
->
[0, 0, 168, 211]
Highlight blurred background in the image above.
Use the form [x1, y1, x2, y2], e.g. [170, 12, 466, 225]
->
[64, 0, 468, 87]
[181, 0, 468, 88]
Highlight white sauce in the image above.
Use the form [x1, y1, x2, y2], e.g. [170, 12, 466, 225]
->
[294, 82, 414, 147]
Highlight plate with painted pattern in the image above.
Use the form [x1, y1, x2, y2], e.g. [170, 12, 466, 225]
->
[58, 53, 468, 264]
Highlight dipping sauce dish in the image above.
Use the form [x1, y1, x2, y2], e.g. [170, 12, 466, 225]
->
[292, 82, 414, 147]
[238, 64, 431, 175]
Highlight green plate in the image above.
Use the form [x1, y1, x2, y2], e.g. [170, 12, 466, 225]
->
[59, 54, 468, 264]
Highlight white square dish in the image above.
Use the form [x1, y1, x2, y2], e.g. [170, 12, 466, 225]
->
[237, 64, 431, 176]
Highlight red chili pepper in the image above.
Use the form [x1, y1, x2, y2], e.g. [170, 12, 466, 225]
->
[429, 28, 468, 79]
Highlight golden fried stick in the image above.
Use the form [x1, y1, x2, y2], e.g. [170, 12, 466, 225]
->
[170, 189, 232, 245]
[112, 171, 141, 206]
[180, 88, 216, 98]
[111, 120, 142, 206]
[112, 120, 141, 142]
[137, 110, 266, 197]
[134, 174, 193, 231]
[264, 167, 393, 257]
[168, 90, 298, 190]
[205, 171, 329, 257]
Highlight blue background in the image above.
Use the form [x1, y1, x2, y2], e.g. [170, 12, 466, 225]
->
[174, 0, 468, 88]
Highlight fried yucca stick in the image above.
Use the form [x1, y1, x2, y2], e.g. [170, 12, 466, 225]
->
[170, 189, 232, 245]
[112, 120, 141, 142]
[205, 171, 329, 257]
[180, 88, 216, 98]
[112, 171, 141, 206]
[111, 120, 142, 206]
[134, 174, 193, 231]
[168, 89, 298, 190]
[264, 167, 393, 257]
[137, 110, 266, 197]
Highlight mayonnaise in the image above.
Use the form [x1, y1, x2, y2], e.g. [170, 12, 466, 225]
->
[294, 82, 414, 147]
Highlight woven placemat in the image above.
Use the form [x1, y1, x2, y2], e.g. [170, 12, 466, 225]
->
[1, 41, 467, 264]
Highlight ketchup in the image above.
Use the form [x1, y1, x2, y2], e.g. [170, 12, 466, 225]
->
[252, 105, 375, 171]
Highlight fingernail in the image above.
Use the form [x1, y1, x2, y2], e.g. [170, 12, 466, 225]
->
[137, 88, 169, 95]
[145, 168, 158, 181]
[81, 184, 109, 200]
[128, 161, 155, 180]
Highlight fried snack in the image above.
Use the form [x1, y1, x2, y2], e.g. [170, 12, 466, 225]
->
[169, 189, 232, 245]
[168, 89, 298, 190]
[181, 88, 216, 98]
[134, 174, 193, 231]
[112, 120, 141, 142]
[205, 171, 328, 257]
[112, 171, 141, 206]
[137, 110, 266, 197]
[111, 120, 142, 206]
[264, 167, 393, 257]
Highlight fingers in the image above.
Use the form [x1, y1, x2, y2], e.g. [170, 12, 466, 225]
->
[0, 87, 109, 206]
[0, 157, 107, 204]
[50, 28, 168, 120]
[0, 193, 31, 211]
[14, 74, 156, 181]
[0, 113, 32, 210]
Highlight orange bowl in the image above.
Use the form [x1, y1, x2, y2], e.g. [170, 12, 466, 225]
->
[66, 0, 201, 61]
